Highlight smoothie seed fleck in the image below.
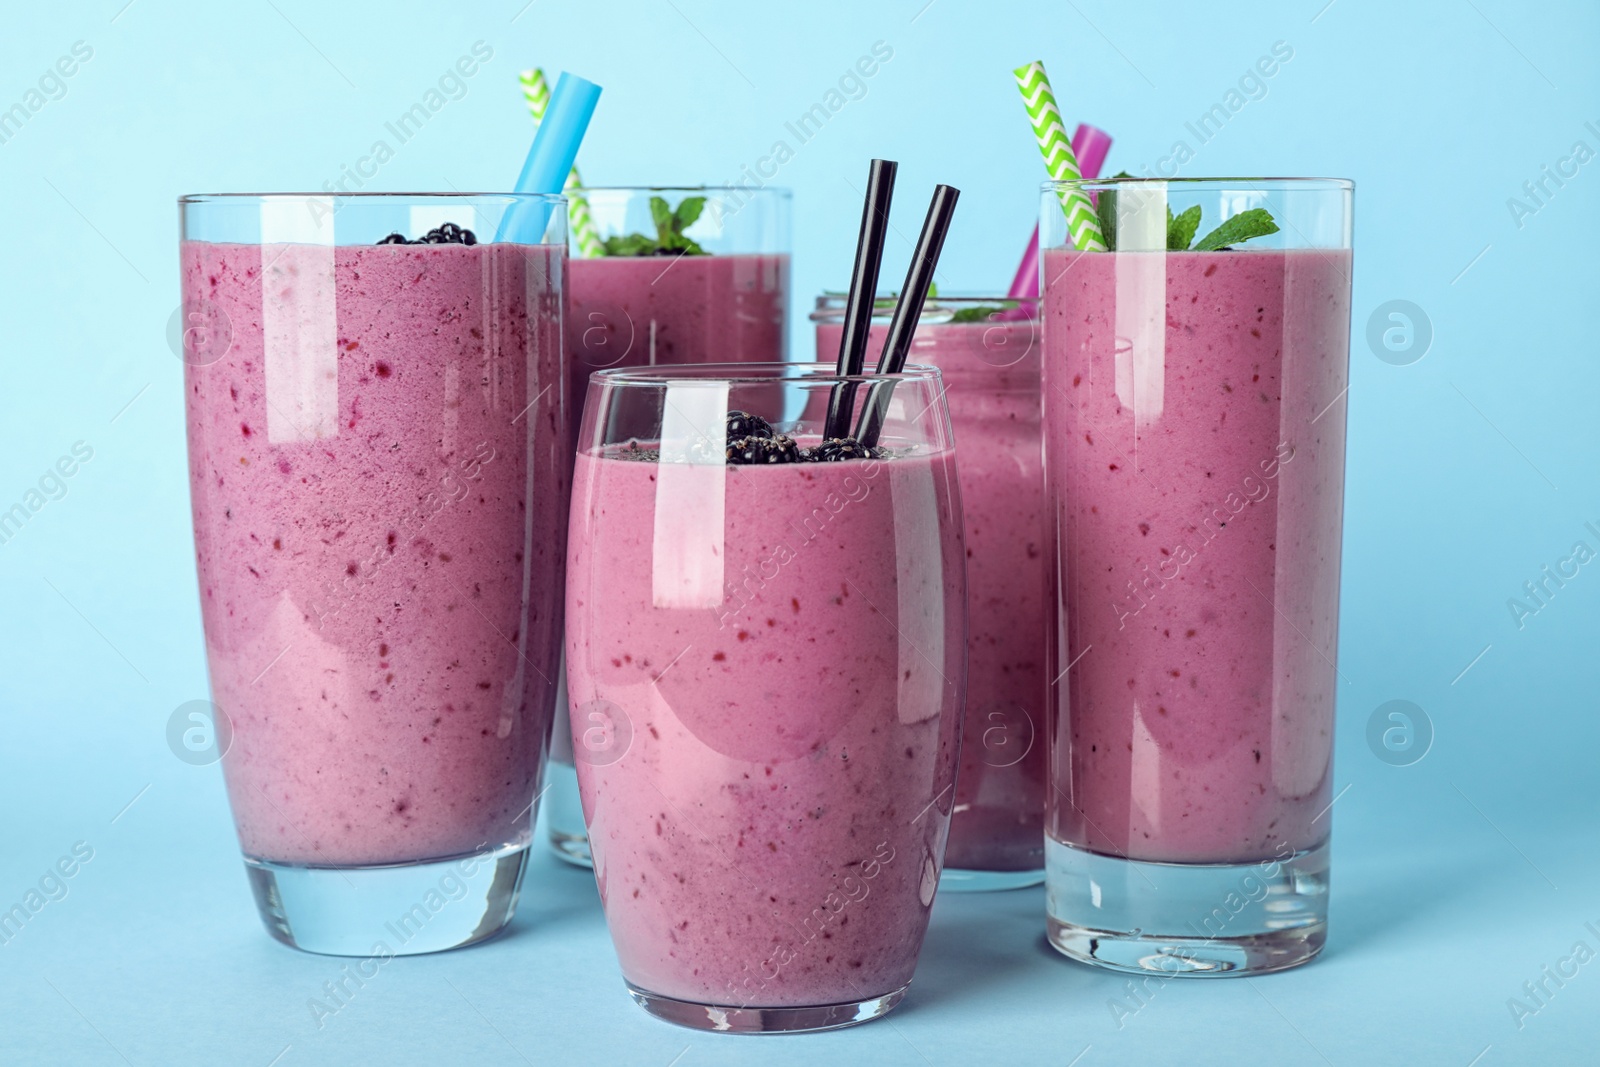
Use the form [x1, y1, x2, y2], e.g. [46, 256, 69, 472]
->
[712, 652, 726, 661]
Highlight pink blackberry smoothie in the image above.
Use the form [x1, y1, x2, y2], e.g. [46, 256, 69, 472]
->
[183, 238, 567, 867]
[814, 306, 1045, 878]
[566, 441, 964, 1010]
[1043, 247, 1350, 865]
[566, 253, 788, 425]
[546, 249, 791, 867]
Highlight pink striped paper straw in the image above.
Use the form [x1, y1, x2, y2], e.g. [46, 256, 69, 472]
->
[1006, 123, 1113, 301]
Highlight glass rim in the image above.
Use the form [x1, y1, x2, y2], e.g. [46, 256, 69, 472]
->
[1043, 176, 1353, 191]
[177, 192, 568, 204]
[812, 292, 1038, 311]
[592, 361, 942, 387]
[570, 185, 792, 198]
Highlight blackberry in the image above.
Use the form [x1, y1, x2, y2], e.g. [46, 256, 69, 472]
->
[726, 410, 773, 441]
[376, 224, 479, 246]
[727, 434, 800, 465]
[803, 437, 877, 462]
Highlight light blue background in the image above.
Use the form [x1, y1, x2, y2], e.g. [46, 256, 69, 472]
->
[1, 0, 1597, 1063]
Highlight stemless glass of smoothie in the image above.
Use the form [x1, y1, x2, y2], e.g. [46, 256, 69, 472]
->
[547, 186, 791, 868]
[180, 193, 569, 955]
[813, 294, 1045, 890]
[1040, 178, 1352, 975]
[566, 363, 966, 1032]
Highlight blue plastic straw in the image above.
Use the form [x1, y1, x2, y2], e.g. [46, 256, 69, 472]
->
[496, 72, 603, 242]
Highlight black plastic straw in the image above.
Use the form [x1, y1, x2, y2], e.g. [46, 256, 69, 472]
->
[825, 158, 898, 439]
[856, 184, 960, 447]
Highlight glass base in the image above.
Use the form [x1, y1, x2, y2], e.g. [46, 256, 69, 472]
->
[940, 866, 1045, 892]
[1044, 837, 1328, 976]
[626, 982, 908, 1033]
[243, 842, 529, 956]
[543, 759, 592, 868]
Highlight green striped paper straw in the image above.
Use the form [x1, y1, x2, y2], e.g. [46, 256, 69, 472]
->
[1013, 61, 1106, 252]
[520, 68, 603, 257]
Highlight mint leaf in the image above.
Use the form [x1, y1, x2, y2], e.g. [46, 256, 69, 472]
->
[1093, 188, 1117, 252]
[598, 195, 710, 256]
[674, 196, 706, 230]
[649, 196, 675, 242]
[601, 233, 656, 256]
[1192, 208, 1278, 252]
[1167, 205, 1201, 251]
[949, 304, 1012, 323]
[1091, 171, 1134, 252]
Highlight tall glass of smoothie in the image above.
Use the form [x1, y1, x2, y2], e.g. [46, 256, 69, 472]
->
[813, 294, 1045, 890]
[547, 186, 791, 867]
[180, 193, 569, 955]
[566, 363, 966, 1032]
[1040, 178, 1352, 975]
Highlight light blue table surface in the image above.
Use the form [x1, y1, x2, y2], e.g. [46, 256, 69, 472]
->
[3, 0, 1598, 1062]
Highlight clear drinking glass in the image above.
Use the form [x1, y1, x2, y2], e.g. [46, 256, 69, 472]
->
[565, 363, 966, 1032]
[548, 186, 792, 867]
[812, 295, 1045, 890]
[1040, 178, 1352, 975]
[180, 192, 569, 955]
